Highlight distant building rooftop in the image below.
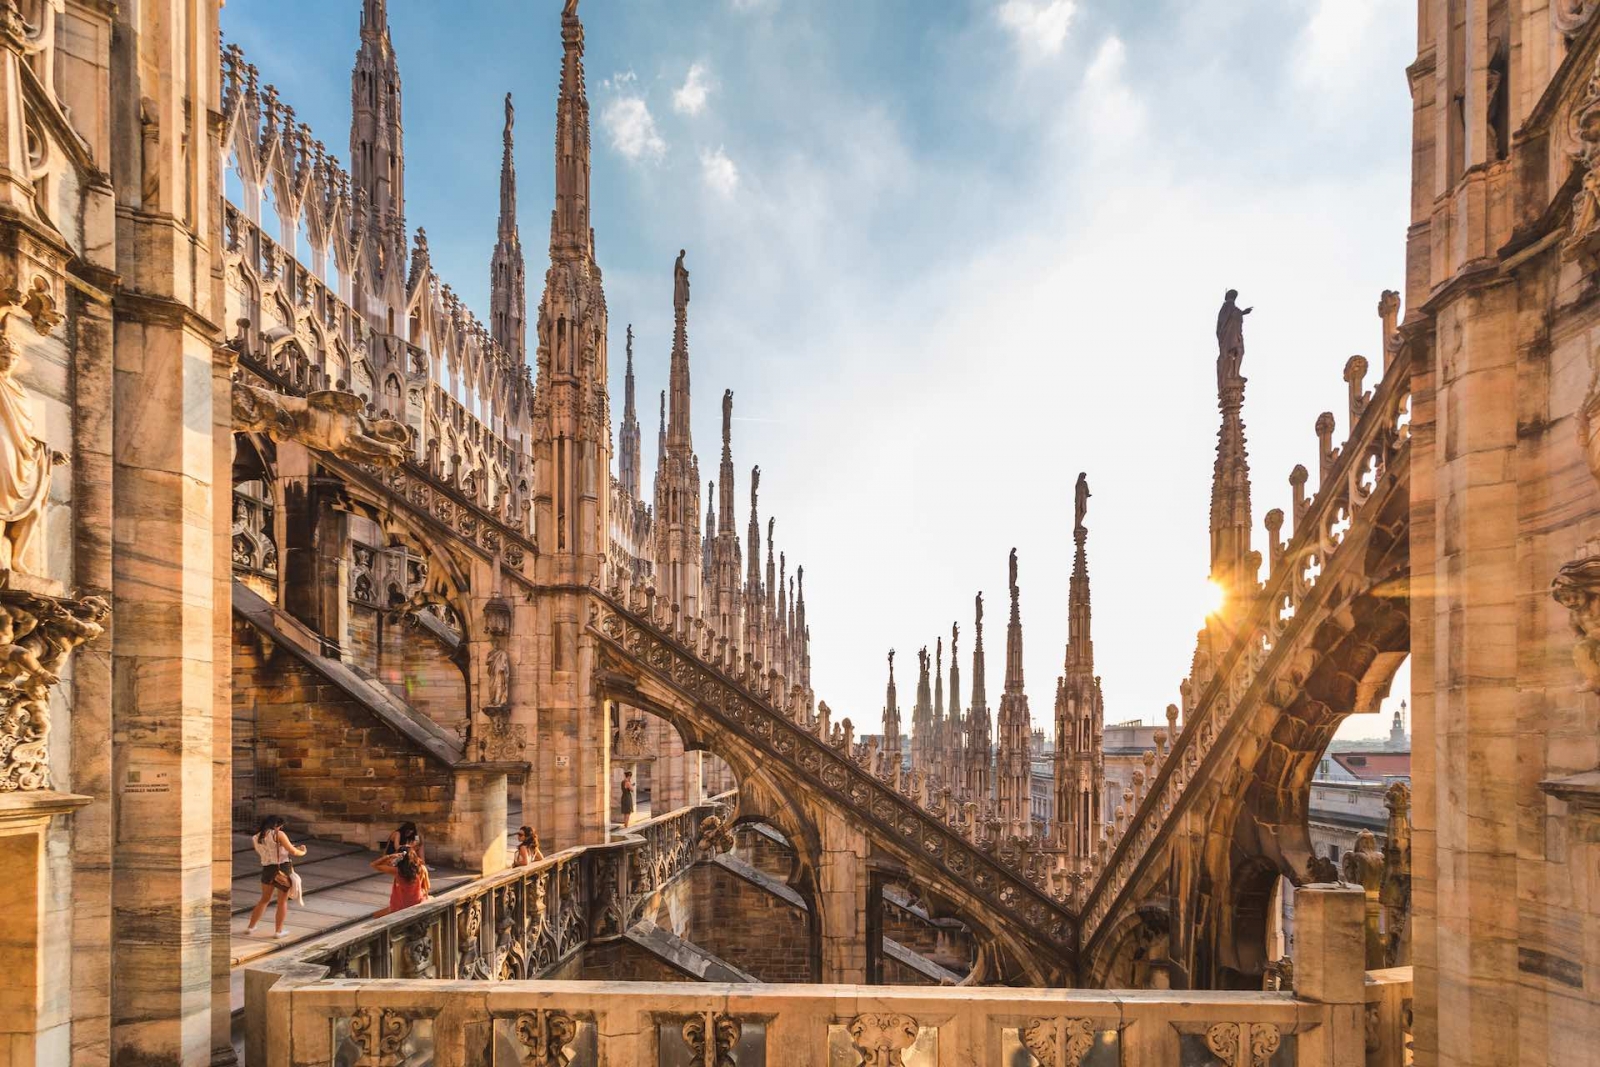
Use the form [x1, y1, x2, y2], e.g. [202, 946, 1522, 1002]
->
[1328, 750, 1410, 781]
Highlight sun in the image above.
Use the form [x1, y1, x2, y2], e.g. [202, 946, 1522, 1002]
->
[1202, 578, 1227, 618]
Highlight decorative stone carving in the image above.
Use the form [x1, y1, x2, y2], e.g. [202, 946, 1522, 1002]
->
[1552, 557, 1600, 692]
[1205, 1022, 1280, 1067]
[1022, 1016, 1098, 1067]
[1555, 0, 1600, 39]
[1567, 55, 1600, 266]
[345, 1008, 417, 1067]
[682, 1011, 740, 1067]
[233, 378, 410, 466]
[397, 924, 436, 978]
[846, 1013, 919, 1067]
[512, 1008, 577, 1067]
[0, 589, 109, 791]
[694, 806, 736, 854]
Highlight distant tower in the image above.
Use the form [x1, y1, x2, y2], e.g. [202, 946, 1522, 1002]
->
[1056, 473, 1105, 867]
[1388, 700, 1409, 751]
[995, 549, 1032, 837]
[911, 646, 933, 776]
[947, 621, 964, 793]
[743, 468, 765, 664]
[710, 391, 745, 648]
[965, 593, 992, 805]
[350, 0, 408, 305]
[882, 649, 902, 765]
[489, 93, 527, 360]
[651, 251, 703, 619]
[618, 326, 641, 500]
[1210, 288, 1257, 620]
[529, 0, 613, 843]
[932, 637, 946, 784]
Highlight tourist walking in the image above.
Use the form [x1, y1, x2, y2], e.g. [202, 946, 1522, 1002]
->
[513, 825, 544, 867]
[383, 820, 426, 864]
[619, 769, 636, 827]
[371, 842, 430, 917]
[245, 815, 306, 939]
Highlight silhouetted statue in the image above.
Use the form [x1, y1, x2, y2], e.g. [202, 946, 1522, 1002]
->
[1216, 289, 1252, 386]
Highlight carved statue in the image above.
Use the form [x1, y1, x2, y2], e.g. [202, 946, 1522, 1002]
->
[695, 808, 735, 853]
[1552, 556, 1600, 692]
[1216, 288, 1252, 387]
[1569, 58, 1600, 265]
[1008, 547, 1018, 596]
[1341, 830, 1385, 893]
[673, 249, 690, 312]
[504, 91, 514, 133]
[975, 591, 983, 628]
[1580, 365, 1600, 492]
[0, 338, 60, 579]
[1073, 471, 1090, 531]
[486, 647, 511, 708]
[233, 380, 410, 467]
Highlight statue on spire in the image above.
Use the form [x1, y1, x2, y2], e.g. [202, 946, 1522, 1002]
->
[1008, 547, 1019, 597]
[722, 388, 733, 446]
[975, 591, 984, 629]
[504, 92, 514, 135]
[1074, 472, 1090, 531]
[1216, 288, 1252, 387]
[751, 465, 760, 504]
[674, 249, 691, 312]
[563, 0, 579, 17]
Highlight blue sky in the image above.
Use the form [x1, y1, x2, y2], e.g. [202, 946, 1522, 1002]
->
[223, 0, 1413, 744]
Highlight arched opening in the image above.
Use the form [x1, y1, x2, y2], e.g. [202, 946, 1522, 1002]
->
[874, 876, 978, 986]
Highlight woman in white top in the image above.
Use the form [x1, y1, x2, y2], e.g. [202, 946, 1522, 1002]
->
[245, 814, 307, 938]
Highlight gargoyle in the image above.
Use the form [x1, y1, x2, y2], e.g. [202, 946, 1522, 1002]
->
[233, 381, 409, 467]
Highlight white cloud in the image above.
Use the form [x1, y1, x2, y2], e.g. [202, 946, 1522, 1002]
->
[996, 0, 1077, 59]
[1080, 35, 1144, 150]
[729, 0, 775, 10]
[600, 73, 666, 163]
[674, 63, 713, 116]
[1295, 0, 1386, 93]
[700, 146, 739, 196]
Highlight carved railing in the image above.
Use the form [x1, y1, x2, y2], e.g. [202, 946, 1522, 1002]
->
[284, 796, 731, 987]
[1079, 342, 1413, 945]
[253, 952, 1408, 1065]
[588, 592, 1080, 963]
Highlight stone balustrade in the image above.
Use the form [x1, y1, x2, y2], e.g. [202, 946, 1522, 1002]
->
[247, 882, 1409, 1066]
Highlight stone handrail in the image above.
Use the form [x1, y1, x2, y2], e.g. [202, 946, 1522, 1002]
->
[252, 960, 1409, 1066]
[587, 591, 1080, 960]
[1080, 342, 1414, 946]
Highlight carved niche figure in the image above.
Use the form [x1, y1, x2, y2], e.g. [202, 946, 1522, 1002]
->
[1215, 288, 1252, 387]
[486, 647, 511, 709]
[233, 376, 410, 467]
[0, 328, 63, 578]
[1552, 557, 1600, 692]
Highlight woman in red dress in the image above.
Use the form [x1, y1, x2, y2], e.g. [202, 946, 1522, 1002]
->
[371, 844, 430, 917]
